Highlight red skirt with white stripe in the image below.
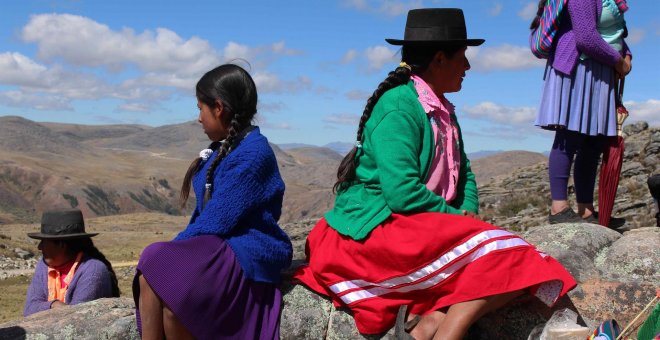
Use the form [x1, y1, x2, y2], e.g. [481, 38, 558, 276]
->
[293, 213, 577, 335]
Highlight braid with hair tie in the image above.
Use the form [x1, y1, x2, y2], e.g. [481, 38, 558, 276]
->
[334, 65, 412, 192]
[202, 113, 244, 209]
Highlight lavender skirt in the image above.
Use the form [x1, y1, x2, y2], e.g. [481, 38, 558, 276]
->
[132, 235, 282, 339]
[535, 58, 618, 136]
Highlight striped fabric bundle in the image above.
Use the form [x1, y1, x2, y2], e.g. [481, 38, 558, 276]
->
[530, 0, 567, 59]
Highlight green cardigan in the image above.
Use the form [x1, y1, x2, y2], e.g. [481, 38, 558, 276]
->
[325, 81, 479, 240]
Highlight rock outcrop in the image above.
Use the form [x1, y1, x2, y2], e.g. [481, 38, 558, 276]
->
[1, 222, 657, 339]
[480, 122, 660, 232]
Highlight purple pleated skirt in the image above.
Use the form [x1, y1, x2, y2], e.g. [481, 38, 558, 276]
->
[535, 58, 618, 136]
[133, 235, 282, 339]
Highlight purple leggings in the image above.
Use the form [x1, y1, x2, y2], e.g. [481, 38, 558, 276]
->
[549, 129, 604, 203]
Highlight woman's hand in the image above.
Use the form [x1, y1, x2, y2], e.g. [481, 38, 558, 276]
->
[615, 55, 632, 79]
[462, 210, 481, 220]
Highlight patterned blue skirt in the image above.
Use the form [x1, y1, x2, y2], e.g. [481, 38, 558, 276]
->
[534, 58, 617, 136]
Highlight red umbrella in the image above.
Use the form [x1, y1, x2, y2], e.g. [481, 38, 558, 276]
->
[598, 78, 628, 227]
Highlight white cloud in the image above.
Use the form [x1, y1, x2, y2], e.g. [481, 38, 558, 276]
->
[255, 115, 292, 130]
[258, 101, 287, 114]
[116, 103, 152, 113]
[624, 99, 660, 126]
[365, 45, 398, 71]
[346, 89, 370, 101]
[518, 2, 538, 21]
[626, 28, 645, 44]
[489, 3, 503, 16]
[271, 41, 302, 56]
[468, 45, 545, 71]
[223, 41, 302, 65]
[252, 71, 312, 94]
[0, 90, 73, 110]
[341, 49, 358, 64]
[462, 102, 537, 127]
[0, 52, 113, 100]
[342, 0, 422, 16]
[22, 14, 220, 77]
[323, 113, 361, 125]
[223, 41, 254, 61]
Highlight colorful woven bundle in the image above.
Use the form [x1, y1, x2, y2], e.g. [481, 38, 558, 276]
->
[530, 0, 567, 59]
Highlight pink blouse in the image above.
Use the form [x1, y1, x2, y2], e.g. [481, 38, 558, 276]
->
[411, 75, 461, 203]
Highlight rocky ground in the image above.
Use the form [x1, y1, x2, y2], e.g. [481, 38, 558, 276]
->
[479, 121, 659, 232]
[1, 223, 657, 339]
[0, 122, 657, 338]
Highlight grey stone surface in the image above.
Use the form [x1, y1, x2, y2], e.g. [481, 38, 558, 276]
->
[0, 298, 138, 340]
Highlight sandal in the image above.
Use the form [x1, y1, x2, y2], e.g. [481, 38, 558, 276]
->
[395, 305, 420, 339]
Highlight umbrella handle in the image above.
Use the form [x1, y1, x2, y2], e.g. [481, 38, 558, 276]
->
[615, 78, 628, 137]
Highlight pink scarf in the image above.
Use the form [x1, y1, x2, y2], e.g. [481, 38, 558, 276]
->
[411, 75, 460, 203]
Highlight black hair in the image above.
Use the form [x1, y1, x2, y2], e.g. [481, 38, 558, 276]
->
[180, 64, 258, 207]
[333, 44, 463, 193]
[530, 0, 546, 30]
[62, 238, 120, 297]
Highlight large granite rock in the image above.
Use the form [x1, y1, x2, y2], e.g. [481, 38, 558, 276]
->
[1, 223, 657, 339]
[0, 297, 138, 340]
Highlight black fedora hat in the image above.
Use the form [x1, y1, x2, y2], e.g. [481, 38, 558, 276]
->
[386, 8, 485, 46]
[27, 209, 98, 240]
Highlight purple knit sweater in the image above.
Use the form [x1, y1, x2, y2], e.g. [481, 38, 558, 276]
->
[23, 256, 114, 316]
[552, 0, 631, 75]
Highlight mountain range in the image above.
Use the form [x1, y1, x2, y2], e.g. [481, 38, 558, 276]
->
[0, 116, 547, 224]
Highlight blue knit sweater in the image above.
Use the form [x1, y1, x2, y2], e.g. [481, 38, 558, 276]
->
[174, 127, 292, 283]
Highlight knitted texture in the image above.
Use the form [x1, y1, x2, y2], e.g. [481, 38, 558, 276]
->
[24, 256, 114, 316]
[174, 127, 292, 283]
[552, 0, 628, 75]
[325, 81, 479, 240]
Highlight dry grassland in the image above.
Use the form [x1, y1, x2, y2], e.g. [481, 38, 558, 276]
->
[0, 212, 189, 322]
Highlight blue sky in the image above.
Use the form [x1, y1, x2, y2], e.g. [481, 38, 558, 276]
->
[0, 0, 658, 153]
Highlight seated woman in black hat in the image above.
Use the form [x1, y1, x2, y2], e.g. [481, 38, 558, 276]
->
[23, 209, 119, 316]
[294, 8, 577, 339]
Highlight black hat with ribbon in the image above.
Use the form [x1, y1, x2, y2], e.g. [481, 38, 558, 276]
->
[28, 209, 98, 240]
[386, 8, 485, 46]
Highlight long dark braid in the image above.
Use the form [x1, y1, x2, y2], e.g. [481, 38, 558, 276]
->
[202, 112, 247, 208]
[64, 238, 120, 297]
[530, 0, 546, 30]
[333, 66, 412, 193]
[180, 64, 258, 207]
[333, 44, 462, 193]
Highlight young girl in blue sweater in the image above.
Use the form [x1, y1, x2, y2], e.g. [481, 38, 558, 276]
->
[133, 64, 292, 339]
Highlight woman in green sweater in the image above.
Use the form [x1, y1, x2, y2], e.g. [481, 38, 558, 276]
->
[294, 8, 576, 340]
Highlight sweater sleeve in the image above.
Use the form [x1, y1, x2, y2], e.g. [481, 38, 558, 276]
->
[568, 0, 623, 66]
[371, 109, 463, 215]
[23, 260, 51, 317]
[174, 150, 275, 240]
[67, 259, 113, 305]
[450, 116, 479, 214]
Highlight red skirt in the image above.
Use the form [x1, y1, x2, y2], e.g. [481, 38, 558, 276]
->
[293, 213, 577, 335]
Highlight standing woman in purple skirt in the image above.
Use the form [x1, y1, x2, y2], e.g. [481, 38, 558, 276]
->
[133, 64, 293, 339]
[533, 0, 632, 225]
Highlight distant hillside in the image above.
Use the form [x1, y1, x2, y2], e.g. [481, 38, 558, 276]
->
[3, 116, 604, 227]
[468, 150, 504, 160]
[0, 117, 341, 224]
[470, 150, 547, 184]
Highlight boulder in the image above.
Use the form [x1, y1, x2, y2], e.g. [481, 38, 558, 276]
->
[0, 297, 138, 340]
[1, 224, 657, 339]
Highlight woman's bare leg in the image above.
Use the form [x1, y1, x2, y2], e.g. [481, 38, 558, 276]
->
[432, 290, 524, 340]
[163, 306, 194, 340]
[138, 275, 164, 340]
[409, 309, 447, 339]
